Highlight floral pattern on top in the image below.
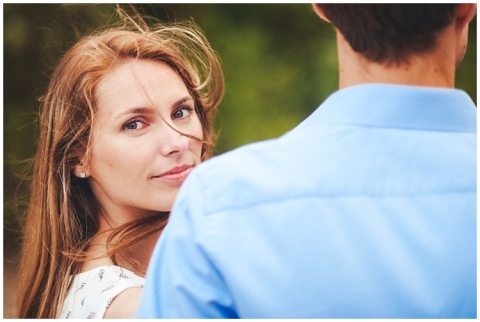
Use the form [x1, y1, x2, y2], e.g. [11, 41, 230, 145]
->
[58, 265, 144, 319]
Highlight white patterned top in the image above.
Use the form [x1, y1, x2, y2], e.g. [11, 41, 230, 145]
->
[58, 265, 144, 319]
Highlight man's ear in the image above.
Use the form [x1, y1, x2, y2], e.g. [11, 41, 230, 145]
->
[453, 3, 476, 66]
[455, 3, 477, 32]
[312, 4, 331, 23]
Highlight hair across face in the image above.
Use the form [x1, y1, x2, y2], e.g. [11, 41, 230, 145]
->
[317, 4, 458, 64]
[43, 22, 223, 246]
[88, 58, 204, 219]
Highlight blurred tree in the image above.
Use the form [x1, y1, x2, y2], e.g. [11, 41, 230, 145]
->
[4, 4, 118, 240]
[3, 3, 477, 240]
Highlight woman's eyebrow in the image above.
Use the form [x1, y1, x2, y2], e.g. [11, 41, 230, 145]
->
[114, 106, 157, 121]
[173, 96, 194, 106]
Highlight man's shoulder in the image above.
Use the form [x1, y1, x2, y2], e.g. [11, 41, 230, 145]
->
[189, 136, 300, 213]
[197, 137, 282, 186]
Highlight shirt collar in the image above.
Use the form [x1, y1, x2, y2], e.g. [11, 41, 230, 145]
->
[302, 84, 477, 133]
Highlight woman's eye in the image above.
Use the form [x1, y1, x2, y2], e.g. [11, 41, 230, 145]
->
[124, 119, 145, 131]
[172, 107, 192, 120]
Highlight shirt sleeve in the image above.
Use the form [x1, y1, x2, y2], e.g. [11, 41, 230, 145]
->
[135, 169, 237, 318]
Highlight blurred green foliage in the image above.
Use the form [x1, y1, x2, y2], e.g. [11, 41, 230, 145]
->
[3, 4, 477, 237]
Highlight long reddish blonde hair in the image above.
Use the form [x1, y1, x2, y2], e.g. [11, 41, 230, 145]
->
[16, 8, 224, 318]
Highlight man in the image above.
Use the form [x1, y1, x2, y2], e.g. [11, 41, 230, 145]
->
[136, 4, 477, 318]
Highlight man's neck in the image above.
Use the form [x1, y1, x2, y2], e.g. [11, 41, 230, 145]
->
[336, 29, 456, 90]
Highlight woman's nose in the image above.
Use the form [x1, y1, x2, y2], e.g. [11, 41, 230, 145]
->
[159, 125, 189, 156]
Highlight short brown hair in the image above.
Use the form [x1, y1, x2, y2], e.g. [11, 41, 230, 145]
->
[317, 4, 458, 64]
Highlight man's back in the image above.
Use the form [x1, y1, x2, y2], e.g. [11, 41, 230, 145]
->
[136, 84, 476, 318]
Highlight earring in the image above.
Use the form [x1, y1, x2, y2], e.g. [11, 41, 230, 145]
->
[80, 172, 86, 178]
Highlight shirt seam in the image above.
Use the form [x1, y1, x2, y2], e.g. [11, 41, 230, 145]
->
[204, 189, 476, 214]
[308, 122, 476, 134]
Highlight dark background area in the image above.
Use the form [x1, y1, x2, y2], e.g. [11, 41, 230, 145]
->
[3, 4, 477, 318]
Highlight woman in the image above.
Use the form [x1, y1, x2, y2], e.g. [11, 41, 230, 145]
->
[15, 8, 224, 319]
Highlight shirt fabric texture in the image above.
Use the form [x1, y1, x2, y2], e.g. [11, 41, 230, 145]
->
[135, 84, 477, 318]
[59, 265, 144, 319]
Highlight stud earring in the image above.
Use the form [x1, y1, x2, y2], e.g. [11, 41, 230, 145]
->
[80, 172, 86, 178]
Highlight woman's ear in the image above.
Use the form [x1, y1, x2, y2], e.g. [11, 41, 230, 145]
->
[73, 156, 90, 179]
[312, 4, 331, 23]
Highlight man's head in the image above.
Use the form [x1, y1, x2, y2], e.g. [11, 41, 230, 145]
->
[313, 4, 476, 66]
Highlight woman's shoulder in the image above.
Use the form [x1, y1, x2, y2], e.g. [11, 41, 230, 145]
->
[58, 265, 144, 319]
[103, 286, 143, 318]
[77, 264, 144, 280]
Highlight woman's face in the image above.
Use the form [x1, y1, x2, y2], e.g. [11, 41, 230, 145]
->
[82, 59, 203, 222]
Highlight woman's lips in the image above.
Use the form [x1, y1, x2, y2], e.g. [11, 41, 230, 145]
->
[154, 165, 193, 181]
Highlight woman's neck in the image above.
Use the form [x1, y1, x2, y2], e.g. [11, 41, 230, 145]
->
[80, 226, 162, 277]
[115, 231, 162, 276]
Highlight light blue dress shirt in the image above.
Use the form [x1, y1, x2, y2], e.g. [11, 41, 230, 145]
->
[136, 84, 476, 318]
